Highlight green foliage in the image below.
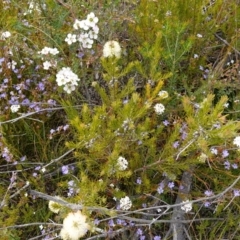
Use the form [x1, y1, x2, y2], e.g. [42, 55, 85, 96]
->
[1, 0, 240, 239]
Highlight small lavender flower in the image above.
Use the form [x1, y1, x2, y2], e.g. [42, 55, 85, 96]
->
[20, 156, 26, 161]
[94, 219, 100, 225]
[181, 131, 188, 140]
[154, 236, 161, 240]
[136, 228, 143, 236]
[63, 124, 69, 131]
[116, 219, 124, 225]
[157, 181, 165, 194]
[224, 160, 231, 170]
[204, 190, 213, 197]
[142, 203, 147, 208]
[204, 201, 211, 207]
[67, 180, 78, 196]
[168, 181, 175, 189]
[233, 189, 240, 197]
[10, 172, 17, 184]
[163, 120, 169, 126]
[136, 177, 142, 185]
[140, 236, 146, 240]
[232, 163, 238, 169]
[62, 165, 69, 174]
[37, 82, 45, 91]
[2, 147, 13, 162]
[222, 149, 229, 158]
[108, 219, 115, 227]
[173, 141, 179, 149]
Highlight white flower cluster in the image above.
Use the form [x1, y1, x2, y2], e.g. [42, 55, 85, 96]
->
[154, 103, 165, 115]
[233, 136, 240, 148]
[48, 196, 63, 214]
[117, 156, 128, 171]
[119, 196, 132, 210]
[39, 47, 59, 55]
[1, 31, 11, 40]
[23, 1, 46, 15]
[65, 12, 99, 49]
[60, 211, 90, 240]
[181, 200, 192, 213]
[10, 105, 20, 113]
[56, 67, 80, 94]
[38, 47, 59, 70]
[103, 41, 121, 58]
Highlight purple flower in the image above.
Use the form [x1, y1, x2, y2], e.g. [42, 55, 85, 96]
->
[136, 177, 142, 185]
[20, 156, 26, 161]
[35, 166, 41, 171]
[204, 201, 211, 207]
[136, 228, 143, 236]
[163, 120, 169, 126]
[224, 160, 231, 170]
[47, 99, 56, 106]
[168, 181, 175, 189]
[157, 181, 165, 194]
[173, 141, 179, 149]
[67, 180, 78, 196]
[37, 82, 45, 91]
[157, 185, 164, 194]
[140, 236, 146, 240]
[181, 131, 188, 140]
[128, 221, 135, 226]
[62, 165, 69, 174]
[94, 219, 100, 225]
[233, 189, 240, 197]
[108, 219, 115, 227]
[232, 163, 238, 169]
[222, 150, 229, 158]
[34, 105, 41, 112]
[68, 180, 74, 186]
[22, 98, 30, 105]
[10, 172, 17, 183]
[0, 58, 5, 64]
[77, 52, 84, 58]
[2, 147, 13, 162]
[213, 123, 221, 129]
[50, 129, 55, 134]
[116, 219, 123, 225]
[154, 236, 161, 240]
[204, 190, 213, 197]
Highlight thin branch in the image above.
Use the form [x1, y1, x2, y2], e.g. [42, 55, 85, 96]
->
[214, 32, 240, 55]
[0, 222, 62, 230]
[29, 190, 109, 214]
[85, 227, 130, 240]
[41, 148, 75, 169]
[121, 216, 223, 224]
[170, 169, 193, 240]
[29, 190, 82, 211]
[176, 139, 196, 160]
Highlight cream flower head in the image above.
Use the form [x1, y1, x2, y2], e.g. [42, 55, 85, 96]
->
[60, 211, 90, 240]
[103, 40, 121, 58]
[48, 196, 63, 214]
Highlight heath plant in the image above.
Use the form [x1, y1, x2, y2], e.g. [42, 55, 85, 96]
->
[0, 0, 240, 240]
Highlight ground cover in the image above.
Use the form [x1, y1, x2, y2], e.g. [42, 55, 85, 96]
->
[0, 0, 240, 239]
